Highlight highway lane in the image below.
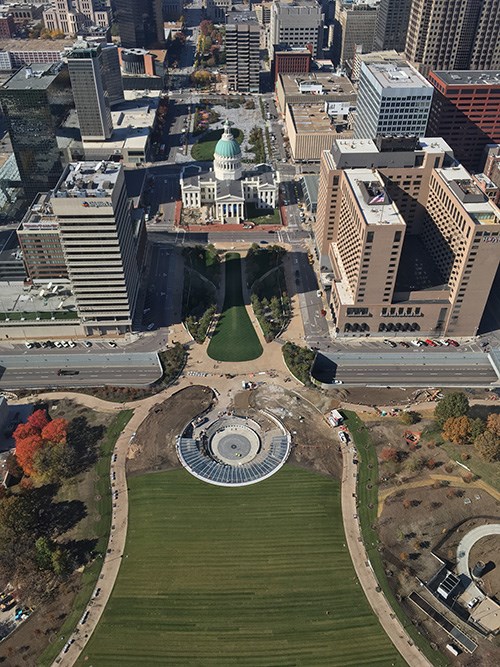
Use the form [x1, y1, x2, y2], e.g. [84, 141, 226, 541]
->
[0, 353, 162, 389]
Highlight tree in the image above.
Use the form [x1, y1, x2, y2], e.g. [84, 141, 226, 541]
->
[380, 447, 399, 462]
[474, 430, 500, 462]
[400, 411, 420, 425]
[469, 417, 485, 441]
[13, 410, 68, 480]
[27, 409, 50, 432]
[486, 413, 500, 437]
[442, 416, 471, 445]
[41, 418, 67, 445]
[434, 392, 469, 425]
[14, 434, 43, 477]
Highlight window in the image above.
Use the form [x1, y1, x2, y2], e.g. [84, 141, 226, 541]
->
[366, 231, 374, 243]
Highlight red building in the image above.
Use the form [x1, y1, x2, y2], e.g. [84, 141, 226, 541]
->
[428, 70, 500, 172]
[273, 47, 311, 84]
[0, 13, 15, 39]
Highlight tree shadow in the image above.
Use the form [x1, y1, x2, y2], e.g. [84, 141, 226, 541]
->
[67, 417, 106, 475]
[63, 538, 98, 568]
[48, 499, 87, 537]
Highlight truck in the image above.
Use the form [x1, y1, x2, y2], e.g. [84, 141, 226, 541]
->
[57, 369, 80, 376]
[327, 410, 344, 427]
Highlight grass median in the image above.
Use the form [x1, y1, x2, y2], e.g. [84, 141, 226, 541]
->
[207, 253, 262, 362]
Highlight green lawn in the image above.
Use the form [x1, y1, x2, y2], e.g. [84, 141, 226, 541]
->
[78, 468, 404, 667]
[443, 442, 500, 492]
[207, 253, 262, 362]
[246, 203, 281, 225]
[191, 127, 244, 161]
[345, 411, 448, 667]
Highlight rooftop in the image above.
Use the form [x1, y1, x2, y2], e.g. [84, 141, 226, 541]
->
[55, 161, 121, 198]
[438, 166, 500, 224]
[1, 62, 64, 90]
[432, 70, 500, 87]
[226, 9, 258, 25]
[333, 136, 452, 155]
[288, 102, 352, 135]
[346, 169, 404, 226]
[363, 60, 433, 91]
[0, 281, 77, 319]
[0, 38, 73, 52]
[279, 72, 356, 97]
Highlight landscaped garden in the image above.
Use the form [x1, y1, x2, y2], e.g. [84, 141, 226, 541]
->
[191, 127, 244, 161]
[207, 252, 262, 362]
[183, 245, 220, 343]
[76, 467, 404, 666]
[246, 244, 291, 341]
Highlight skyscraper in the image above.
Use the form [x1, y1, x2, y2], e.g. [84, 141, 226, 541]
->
[428, 70, 500, 172]
[114, 0, 164, 49]
[67, 41, 123, 141]
[23, 161, 143, 334]
[373, 0, 412, 52]
[226, 9, 260, 93]
[333, 0, 379, 67]
[405, 0, 500, 73]
[354, 58, 433, 140]
[0, 62, 73, 204]
[270, 0, 324, 58]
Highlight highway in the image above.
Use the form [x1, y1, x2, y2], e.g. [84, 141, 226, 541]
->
[0, 353, 162, 389]
[314, 351, 499, 387]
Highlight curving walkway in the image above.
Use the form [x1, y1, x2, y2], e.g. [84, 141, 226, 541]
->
[340, 448, 433, 667]
[456, 523, 500, 580]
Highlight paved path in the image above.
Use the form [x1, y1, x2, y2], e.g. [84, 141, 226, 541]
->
[340, 447, 433, 667]
[456, 523, 500, 579]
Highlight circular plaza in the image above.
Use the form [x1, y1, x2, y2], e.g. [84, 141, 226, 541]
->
[176, 413, 290, 487]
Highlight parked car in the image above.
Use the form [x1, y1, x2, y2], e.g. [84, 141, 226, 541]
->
[425, 339, 437, 347]
[83, 341, 92, 348]
[411, 339, 424, 347]
[383, 339, 397, 348]
[399, 341, 410, 348]
[446, 339, 459, 347]
[108, 341, 117, 347]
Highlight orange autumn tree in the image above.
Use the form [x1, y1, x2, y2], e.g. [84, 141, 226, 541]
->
[13, 410, 68, 480]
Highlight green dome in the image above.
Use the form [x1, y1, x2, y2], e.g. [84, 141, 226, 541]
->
[214, 123, 241, 159]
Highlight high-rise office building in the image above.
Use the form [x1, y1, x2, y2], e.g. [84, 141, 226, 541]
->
[114, 0, 164, 49]
[333, 0, 379, 66]
[315, 136, 500, 337]
[21, 161, 143, 334]
[67, 41, 123, 140]
[373, 0, 411, 52]
[427, 70, 500, 172]
[0, 62, 73, 204]
[270, 0, 324, 58]
[226, 9, 260, 93]
[405, 0, 500, 73]
[354, 58, 433, 140]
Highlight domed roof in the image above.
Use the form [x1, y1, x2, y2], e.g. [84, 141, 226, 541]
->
[214, 121, 241, 159]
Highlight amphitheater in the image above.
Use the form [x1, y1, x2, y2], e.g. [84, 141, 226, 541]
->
[176, 411, 291, 487]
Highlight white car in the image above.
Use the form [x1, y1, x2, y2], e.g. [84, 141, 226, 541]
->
[316, 290, 322, 297]
[439, 339, 449, 346]
[61, 340, 69, 348]
[332, 379, 343, 385]
[24, 341, 33, 349]
[68, 340, 76, 348]
[83, 341, 92, 348]
[410, 339, 424, 347]
[54, 341, 63, 348]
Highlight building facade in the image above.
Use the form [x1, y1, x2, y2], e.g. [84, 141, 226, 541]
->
[315, 137, 500, 337]
[354, 58, 433, 140]
[0, 62, 73, 204]
[270, 0, 324, 58]
[273, 47, 311, 83]
[43, 0, 110, 37]
[275, 72, 357, 114]
[373, 0, 411, 52]
[285, 102, 354, 161]
[17, 217, 68, 280]
[226, 9, 260, 94]
[113, 0, 164, 49]
[334, 0, 379, 67]
[427, 70, 500, 172]
[405, 0, 500, 74]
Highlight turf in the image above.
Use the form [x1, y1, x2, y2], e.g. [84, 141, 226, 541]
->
[207, 253, 263, 362]
[191, 127, 244, 161]
[77, 468, 404, 667]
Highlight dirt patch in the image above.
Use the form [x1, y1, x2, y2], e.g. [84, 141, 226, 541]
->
[0, 575, 82, 667]
[127, 385, 214, 476]
[251, 384, 341, 479]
